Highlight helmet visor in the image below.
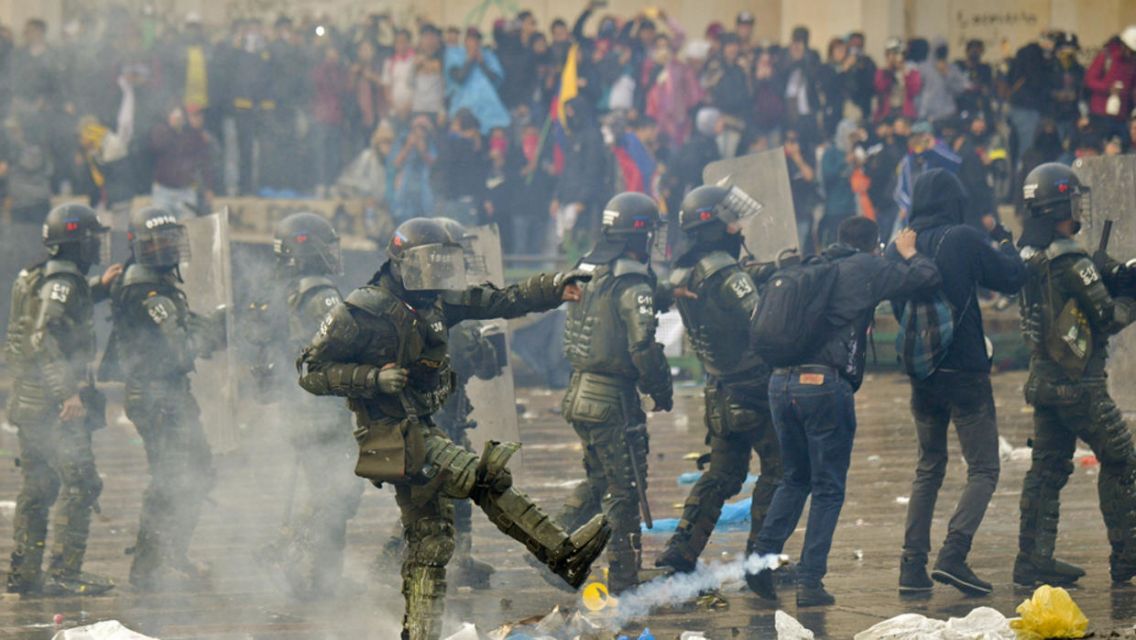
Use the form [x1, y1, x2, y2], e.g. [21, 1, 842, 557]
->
[398, 243, 467, 291]
[133, 225, 190, 267]
[717, 185, 764, 225]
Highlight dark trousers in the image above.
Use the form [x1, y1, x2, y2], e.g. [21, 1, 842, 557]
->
[755, 366, 856, 585]
[902, 371, 1000, 561]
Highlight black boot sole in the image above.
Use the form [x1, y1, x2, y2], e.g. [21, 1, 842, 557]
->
[932, 568, 992, 596]
[898, 584, 934, 598]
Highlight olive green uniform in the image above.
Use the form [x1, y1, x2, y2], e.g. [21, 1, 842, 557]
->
[659, 252, 782, 571]
[100, 263, 224, 588]
[5, 260, 108, 593]
[297, 268, 601, 640]
[272, 275, 364, 598]
[558, 258, 673, 592]
[1018, 238, 1136, 582]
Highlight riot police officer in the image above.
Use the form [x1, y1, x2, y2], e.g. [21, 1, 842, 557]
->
[263, 212, 364, 599]
[1016, 163, 1136, 587]
[296, 217, 608, 640]
[5, 203, 119, 595]
[100, 206, 225, 590]
[556, 192, 674, 594]
[656, 184, 783, 578]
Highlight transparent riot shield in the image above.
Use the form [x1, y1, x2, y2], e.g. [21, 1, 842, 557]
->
[181, 210, 240, 453]
[703, 148, 800, 263]
[461, 223, 522, 453]
[1073, 155, 1136, 414]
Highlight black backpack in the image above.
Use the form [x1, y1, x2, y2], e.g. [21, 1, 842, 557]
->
[750, 257, 840, 367]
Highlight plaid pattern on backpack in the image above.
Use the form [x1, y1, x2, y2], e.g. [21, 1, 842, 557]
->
[895, 229, 971, 380]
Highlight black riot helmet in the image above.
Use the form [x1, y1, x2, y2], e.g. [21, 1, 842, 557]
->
[676, 183, 762, 263]
[1019, 163, 1089, 249]
[583, 192, 663, 264]
[128, 206, 190, 268]
[43, 203, 110, 270]
[274, 212, 342, 276]
[386, 217, 467, 292]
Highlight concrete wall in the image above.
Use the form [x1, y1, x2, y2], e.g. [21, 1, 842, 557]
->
[11, 0, 1136, 61]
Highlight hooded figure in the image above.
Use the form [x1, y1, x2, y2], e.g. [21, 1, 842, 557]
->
[555, 97, 609, 228]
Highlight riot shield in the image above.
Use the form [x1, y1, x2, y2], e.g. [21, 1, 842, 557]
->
[1073, 155, 1136, 414]
[460, 223, 522, 454]
[703, 148, 800, 263]
[181, 210, 240, 453]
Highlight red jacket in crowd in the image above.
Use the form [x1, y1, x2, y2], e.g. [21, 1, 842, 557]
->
[873, 66, 922, 122]
[1084, 36, 1136, 120]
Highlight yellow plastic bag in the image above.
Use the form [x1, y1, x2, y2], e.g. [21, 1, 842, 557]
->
[1010, 585, 1089, 640]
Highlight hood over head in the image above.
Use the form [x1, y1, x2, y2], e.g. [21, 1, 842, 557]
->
[909, 168, 968, 231]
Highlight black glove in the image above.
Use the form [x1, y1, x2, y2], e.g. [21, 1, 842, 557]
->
[989, 224, 1013, 246]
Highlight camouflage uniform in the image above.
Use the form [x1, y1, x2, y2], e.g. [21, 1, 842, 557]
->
[297, 267, 607, 640]
[6, 259, 110, 594]
[558, 258, 673, 593]
[657, 251, 782, 572]
[101, 263, 224, 589]
[1018, 237, 1136, 584]
[270, 275, 364, 598]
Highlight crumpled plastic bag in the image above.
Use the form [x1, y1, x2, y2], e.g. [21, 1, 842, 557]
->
[776, 609, 816, 640]
[51, 621, 156, 640]
[1009, 586, 1088, 640]
[854, 608, 1013, 640]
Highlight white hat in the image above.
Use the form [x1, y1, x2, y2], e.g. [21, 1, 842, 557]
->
[1122, 25, 1136, 52]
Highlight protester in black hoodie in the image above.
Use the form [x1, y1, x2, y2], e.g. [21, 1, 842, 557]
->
[552, 96, 610, 250]
[886, 168, 1026, 598]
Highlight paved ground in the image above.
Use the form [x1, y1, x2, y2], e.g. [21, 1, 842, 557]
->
[1, 370, 1134, 639]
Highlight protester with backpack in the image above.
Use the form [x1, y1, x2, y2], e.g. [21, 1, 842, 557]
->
[747, 217, 940, 607]
[887, 169, 1026, 598]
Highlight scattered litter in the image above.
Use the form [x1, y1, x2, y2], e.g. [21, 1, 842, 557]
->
[673, 414, 690, 429]
[695, 593, 728, 611]
[679, 633, 708, 640]
[1078, 454, 1099, 468]
[50, 620, 157, 640]
[999, 436, 1033, 462]
[1010, 586, 1088, 640]
[895, 496, 910, 505]
[540, 479, 586, 489]
[442, 623, 479, 640]
[855, 518, 865, 527]
[776, 609, 815, 640]
[54, 614, 64, 625]
[853, 607, 1013, 640]
[522, 412, 540, 420]
[677, 472, 758, 486]
[853, 549, 864, 561]
[646, 496, 753, 533]
[0, 500, 16, 516]
[867, 455, 881, 463]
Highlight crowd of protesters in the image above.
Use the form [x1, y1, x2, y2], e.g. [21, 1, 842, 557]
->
[1, 3, 1136, 258]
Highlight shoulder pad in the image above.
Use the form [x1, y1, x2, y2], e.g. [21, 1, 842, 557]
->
[1065, 256, 1103, 288]
[314, 301, 361, 345]
[122, 264, 168, 287]
[612, 258, 649, 278]
[43, 259, 84, 280]
[669, 267, 692, 287]
[38, 274, 79, 307]
[296, 275, 338, 298]
[694, 251, 738, 281]
[1046, 238, 1088, 261]
[345, 285, 402, 319]
[141, 295, 179, 326]
[577, 262, 599, 273]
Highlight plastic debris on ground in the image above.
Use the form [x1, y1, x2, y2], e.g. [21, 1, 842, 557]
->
[484, 606, 606, 640]
[1010, 585, 1089, 640]
[895, 496, 910, 505]
[999, 436, 1033, 462]
[0, 500, 16, 516]
[645, 496, 753, 533]
[50, 620, 158, 640]
[676, 471, 759, 486]
[442, 623, 480, 640]
[776, 610, 815, 640]
[853, 607, 1013, 640]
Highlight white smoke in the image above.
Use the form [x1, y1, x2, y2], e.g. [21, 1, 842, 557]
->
[603, 553, 784, 629]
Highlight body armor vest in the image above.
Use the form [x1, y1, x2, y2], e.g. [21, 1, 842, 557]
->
[563, 260, 651, 380]
[344, 278, 456, 420]
[6, 260, 96, 415]
[672, 252, 763, 378]
[287, 275, 339, 350]
[101, 264, 194, 385]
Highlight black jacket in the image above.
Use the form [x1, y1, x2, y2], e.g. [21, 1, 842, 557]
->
[808, 244, 941, 390]
[886, 168, 1026, 373]
[556, 97, 609, 206]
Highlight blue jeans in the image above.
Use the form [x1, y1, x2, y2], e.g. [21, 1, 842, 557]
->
[1008, 107, 1040, 170]
[755, 366, 857, 586]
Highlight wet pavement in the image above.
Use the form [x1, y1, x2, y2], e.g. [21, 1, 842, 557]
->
[2, 370, 1135, 639]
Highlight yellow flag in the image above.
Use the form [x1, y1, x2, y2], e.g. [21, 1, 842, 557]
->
[557, 43, 580, 130]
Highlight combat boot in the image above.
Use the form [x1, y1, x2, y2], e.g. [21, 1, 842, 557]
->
[545, 514, 611, 589]
[655, 542, 698, 574]
[932, 544, 992, 596]
[1110, 544, 1136, 586]
[1013, 553, 1084, 588]
[744, 541, 777, 601]
[6, 551, 43, 595]
[43, 571, 115, 596]
[899, 553, 933, 597]
[796, 581, 836, 607]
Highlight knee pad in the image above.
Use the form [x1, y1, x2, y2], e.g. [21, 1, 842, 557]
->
[406, 518, 455, 567]
[475, 441, 520, 494]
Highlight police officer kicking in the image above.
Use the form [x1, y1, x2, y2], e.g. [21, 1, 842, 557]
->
[555, 192, 674, 594]
[296, 218, 608, 640]
[6, 204, 119, 596]
[1016, 163, 1136, 587]
[656, 184, 783, 576]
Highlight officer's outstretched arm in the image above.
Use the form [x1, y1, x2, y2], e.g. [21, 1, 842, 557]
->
[618, 281, 673, 411]
[30, 276, 82, 405]
[1063, 256, 1136, 335]
[442, 270, 590, 325]
[296, 303, 387, 398]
